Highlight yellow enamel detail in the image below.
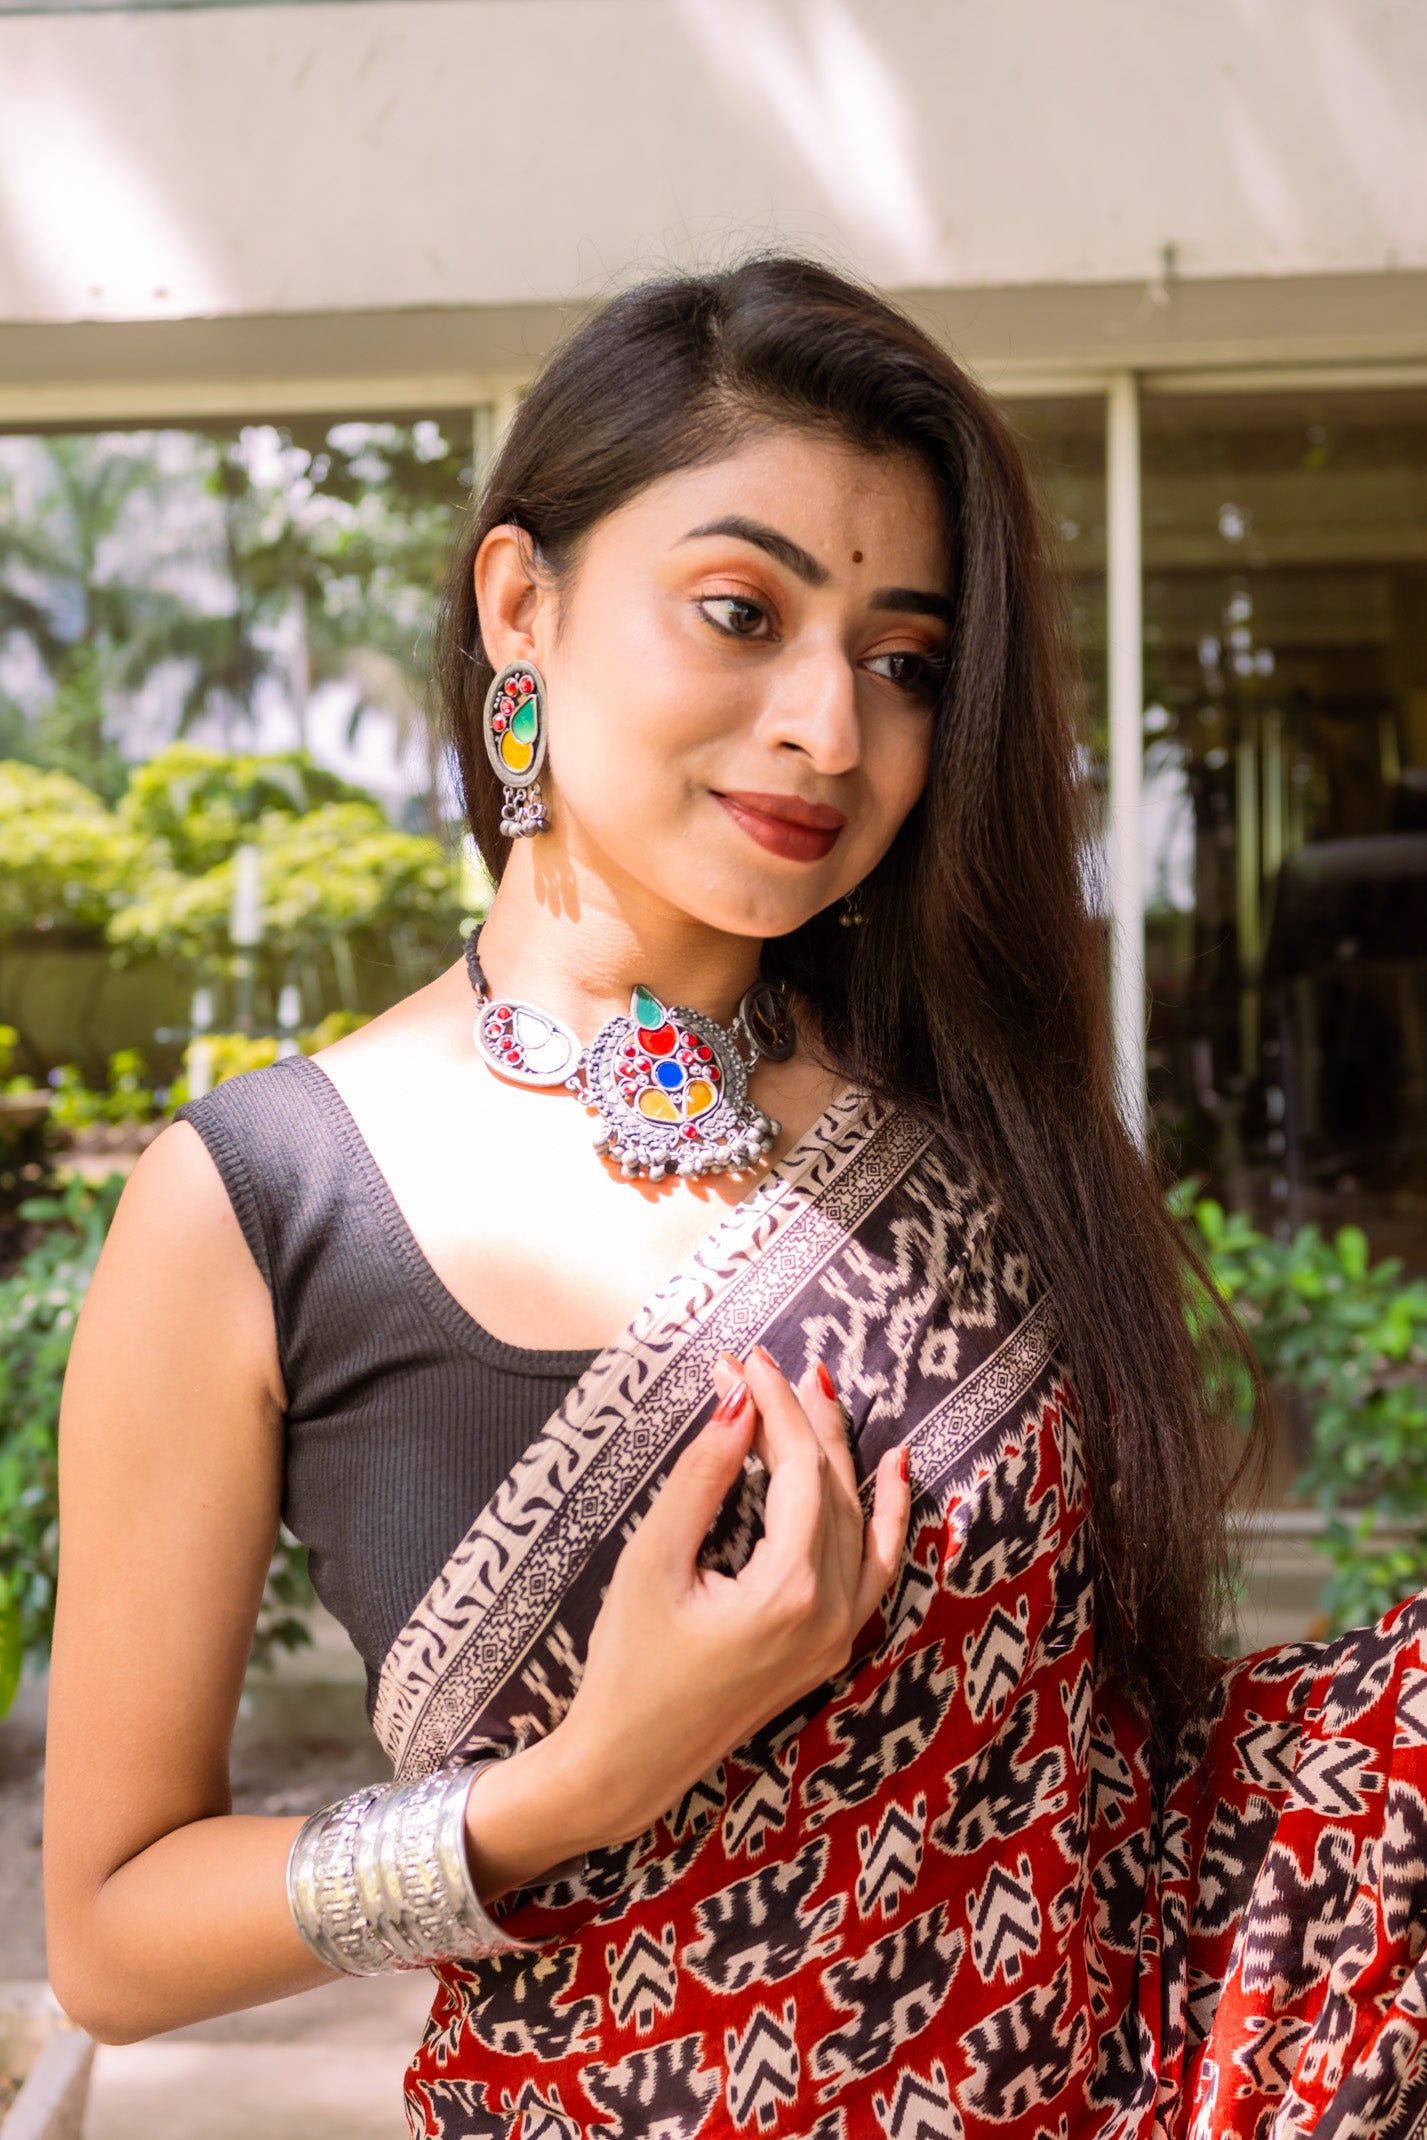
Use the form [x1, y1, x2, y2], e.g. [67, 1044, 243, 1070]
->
[499, 731, 534, 773]
[685, 1079, 716, 1119]
[637, 1087, 678, 1123]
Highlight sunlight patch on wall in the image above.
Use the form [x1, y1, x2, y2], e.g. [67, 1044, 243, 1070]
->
[0, 60, 224, 318]
[674, 0, 948, 283]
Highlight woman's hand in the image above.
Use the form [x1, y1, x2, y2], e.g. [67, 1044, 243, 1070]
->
[464, 1348, 910, 1896]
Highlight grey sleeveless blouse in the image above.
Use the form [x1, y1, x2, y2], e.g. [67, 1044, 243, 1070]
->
[178, 1055, 597, 1710]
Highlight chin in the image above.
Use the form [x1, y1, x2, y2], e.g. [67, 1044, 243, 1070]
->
[690, 893, 829, 942]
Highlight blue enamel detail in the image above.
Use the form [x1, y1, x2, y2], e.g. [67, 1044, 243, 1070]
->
[655, 1060, 684, 1091]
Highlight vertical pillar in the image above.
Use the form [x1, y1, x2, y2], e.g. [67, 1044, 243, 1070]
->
[1106, 372, 1146, 1145]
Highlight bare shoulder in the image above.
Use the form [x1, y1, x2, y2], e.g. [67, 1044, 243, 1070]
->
[73, 1116, 283, 1413]
[307, 956, 476, 1119]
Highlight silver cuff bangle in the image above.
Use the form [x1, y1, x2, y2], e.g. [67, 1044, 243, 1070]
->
[286, 1761, 543, 1976]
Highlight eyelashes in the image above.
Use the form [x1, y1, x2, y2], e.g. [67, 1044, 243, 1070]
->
[698, 594, 770, 640]
[696, 593, 946, 701]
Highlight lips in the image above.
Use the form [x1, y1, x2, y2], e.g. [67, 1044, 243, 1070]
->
[714, 790, 847, 864]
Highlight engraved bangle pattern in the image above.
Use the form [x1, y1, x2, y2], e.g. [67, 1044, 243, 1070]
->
[286, 1762, 542, 1975]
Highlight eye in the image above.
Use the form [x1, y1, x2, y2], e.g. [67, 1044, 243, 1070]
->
[699, 595, 773, 640]
[865, 649, 946, 697]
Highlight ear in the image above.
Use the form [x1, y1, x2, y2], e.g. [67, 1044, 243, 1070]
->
[473, 523, 554, 670]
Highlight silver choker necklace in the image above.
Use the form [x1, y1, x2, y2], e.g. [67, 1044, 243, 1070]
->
[465, 931, 795, 1181]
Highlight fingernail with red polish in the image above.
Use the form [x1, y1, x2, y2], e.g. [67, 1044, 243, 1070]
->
[815, 1360, 836, 1402]
[750, 1344, 776, 1370]
[712, 1380, 749, 1425]
[897, 1444, 911, 1484]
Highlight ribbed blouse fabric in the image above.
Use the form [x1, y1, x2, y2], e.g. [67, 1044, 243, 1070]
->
[177, 1055, 597, 1711]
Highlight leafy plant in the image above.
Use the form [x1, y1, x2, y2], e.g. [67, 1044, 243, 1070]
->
[0, 761, 139, 938]
[1181, 1188, 1427, 1632]
[0, 1173, 313, 1715]
[47, 1050, 160, 1135]
[118, 742, 372, 874]
[0, 1174, 123, 1706]
[109, 797, 459, 971]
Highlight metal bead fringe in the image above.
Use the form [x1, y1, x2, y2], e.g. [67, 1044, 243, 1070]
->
[499, 778, 549, 839]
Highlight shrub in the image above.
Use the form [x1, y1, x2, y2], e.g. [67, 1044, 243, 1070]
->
[108, 799, 460, 971]
[0, 1173, 313, 1716]
[1182, 1189, 1427, 1633]
[0, 761, 138, 939]
[118, 742, 372, 874]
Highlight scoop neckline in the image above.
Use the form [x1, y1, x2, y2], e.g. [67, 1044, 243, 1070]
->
[282, 1049, 860, 1376]
[277, 1054, 601, 1377]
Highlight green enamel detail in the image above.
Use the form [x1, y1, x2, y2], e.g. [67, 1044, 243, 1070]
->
[511, 700, 538, 743]
[633, 985, 664, 1028]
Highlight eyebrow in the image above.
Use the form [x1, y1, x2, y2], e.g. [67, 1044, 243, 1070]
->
[682, 515, 829, 586]
[681, 516, 952, 626]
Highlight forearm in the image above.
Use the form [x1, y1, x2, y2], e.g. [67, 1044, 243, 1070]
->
[54, 1813, 332, 2044]
[462, 1728, 635, 1901]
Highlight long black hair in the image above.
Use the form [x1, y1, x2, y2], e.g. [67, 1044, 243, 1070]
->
[435, 256, 1259, 1761]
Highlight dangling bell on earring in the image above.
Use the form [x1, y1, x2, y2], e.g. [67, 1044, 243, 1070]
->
[483, 659, 550, 837]
[840, 886, 866, 928]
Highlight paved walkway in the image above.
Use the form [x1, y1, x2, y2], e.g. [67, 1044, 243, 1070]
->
[85, 1975, 435, 2139]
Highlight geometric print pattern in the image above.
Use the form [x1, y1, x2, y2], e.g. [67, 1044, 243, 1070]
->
[392, 1099, 1427, 2137]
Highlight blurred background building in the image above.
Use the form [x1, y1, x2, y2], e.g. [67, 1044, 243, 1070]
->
[1, 0, 1425, 1245]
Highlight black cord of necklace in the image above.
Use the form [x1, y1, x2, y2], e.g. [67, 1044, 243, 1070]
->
[463, 928, 489, 1002]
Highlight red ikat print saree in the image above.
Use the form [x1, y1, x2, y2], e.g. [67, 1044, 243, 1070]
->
[372, 1090, 1427, 2139]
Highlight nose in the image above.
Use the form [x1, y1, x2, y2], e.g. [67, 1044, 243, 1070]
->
[757, 643, 862, 777]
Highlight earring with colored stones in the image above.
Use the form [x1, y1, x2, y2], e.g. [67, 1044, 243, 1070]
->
[483, 659, 550, 837]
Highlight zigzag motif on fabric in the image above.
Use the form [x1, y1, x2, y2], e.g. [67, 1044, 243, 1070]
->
[604, 1922, 678, 2035]
[1288, 1735, 1383, 1820]
[872, 2060, 966, 2139]
[960, 1598, 1031, 1724]
[967, 1854, 1043, 1985]
[725, 2001, 801, 2131]
[856, 1796, 928, 1922]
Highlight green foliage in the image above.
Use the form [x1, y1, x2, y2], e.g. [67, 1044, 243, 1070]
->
[0, 761, 139, 938]
[0, 435, 211, 799]
[0, 1173, 314, 1714]
[118, 742, 372, 874]
[0, 423, 468, 808]
[109, 796, 460, 971]
[0, 745, 459, 1049]
[0, 1174, 123, 1709]
[47, 1051, 159, 1135]
[1181, 1188, 1427, 1632]
[0, 1025, 39, 1096]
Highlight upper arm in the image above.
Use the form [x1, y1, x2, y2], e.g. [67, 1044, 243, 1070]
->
[44, 1121, 286, 1939]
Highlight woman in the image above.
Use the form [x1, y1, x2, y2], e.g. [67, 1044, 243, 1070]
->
[44, 260, 1427, 2139]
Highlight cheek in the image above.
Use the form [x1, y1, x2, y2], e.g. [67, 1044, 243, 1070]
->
[872, 716, 935, 822]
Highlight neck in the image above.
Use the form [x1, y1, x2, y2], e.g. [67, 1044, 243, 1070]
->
[475, 845, 764, 1038]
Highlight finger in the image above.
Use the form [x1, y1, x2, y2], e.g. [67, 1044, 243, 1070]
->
[794, 1360, 865, 1603]
[713, 1354, 777, 1472]
[851, 1443, 913, 1630]
[795, 1360, 859, 1498]
[741, 1347, 829, 1577]
[743, 1346, 823, 1467]
[712, 1352, 745, 1401]
[632, 1383, 757, 1580]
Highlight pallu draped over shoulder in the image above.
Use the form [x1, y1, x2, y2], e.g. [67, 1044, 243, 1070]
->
[372, 1090, 1427, 2139]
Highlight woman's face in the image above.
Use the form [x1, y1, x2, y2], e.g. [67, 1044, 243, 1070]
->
[480, 426, 952, 941]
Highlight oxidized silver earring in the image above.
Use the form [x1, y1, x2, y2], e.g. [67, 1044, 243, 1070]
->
[483, 659, 550, 837]
[840, 886, 866, 927]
